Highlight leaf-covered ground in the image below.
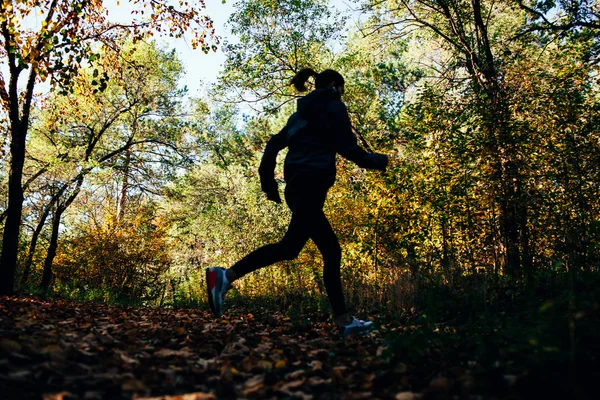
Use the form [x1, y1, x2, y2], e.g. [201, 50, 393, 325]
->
[0, 296, 594, 399]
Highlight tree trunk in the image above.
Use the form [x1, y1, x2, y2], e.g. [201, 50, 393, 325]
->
[0, 122, 27, 295]
[41, 206, 62, 294]
[498, 169, 522, 277]
[118, 147, 131, 221]
[20, 178, 74, 290]
[487, 89, 523, 278]
[518, 179, 533, 282]
[0, 46, 37, 295]
[471, 0, 527, 278]
[20, 205, 52, 290]
[40, 178, 83, 294]
[441, 213, 450, 273]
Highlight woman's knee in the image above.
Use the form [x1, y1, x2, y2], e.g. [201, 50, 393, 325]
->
[277, 242, 303, 260]
[323, 242, 341, 265]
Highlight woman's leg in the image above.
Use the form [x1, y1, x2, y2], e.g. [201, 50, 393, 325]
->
[228, 227, 308, 279]
[308, 211, 348, 319]
[229, 182, 324, 280]
[228, 181, 349, 319]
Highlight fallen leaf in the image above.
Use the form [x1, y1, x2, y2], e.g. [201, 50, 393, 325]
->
[290, 391, 313, 400]
[83, 391, 103, 399]
[347, 392, 373, 399]
[279, 378, 306, 393]
[9, 369, 32, 380]
[309, 360, 323, 371]
[395, 392, 419, 400]
[0, 339, 22, 353]
[286, 369, 305, 379]
[257, 360, 273, 371]
[122, 378, 146, 392]
[243, 375, 264, 396]
[429, 376, 450, 391]
[43, 392, 69, 400]
[120, 352, 139, 365]
[332, 366, 347, 378]
[307, 376, 331, 387]
[154, 347, 194, 358]
[136, 393, 215, 400]
[244, 374, 264, 388]
[308, 349, 328, 358]
[376, 345, 388, 357]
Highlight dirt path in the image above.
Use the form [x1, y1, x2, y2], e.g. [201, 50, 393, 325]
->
[3, 295, 581, 399]
[1, 296, 423, 399]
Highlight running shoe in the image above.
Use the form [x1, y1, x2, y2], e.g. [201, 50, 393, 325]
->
[206, 267, 231, 317]
[340, 317, 374, 338]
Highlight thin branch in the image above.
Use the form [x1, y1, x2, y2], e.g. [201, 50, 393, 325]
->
[516, 1, 554, 26]
[0, 71, 9, 111]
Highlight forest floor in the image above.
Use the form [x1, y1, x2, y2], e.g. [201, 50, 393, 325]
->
[0, 295, 598, 400]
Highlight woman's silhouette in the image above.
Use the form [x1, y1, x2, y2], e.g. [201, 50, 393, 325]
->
[206, 68, 388, 337]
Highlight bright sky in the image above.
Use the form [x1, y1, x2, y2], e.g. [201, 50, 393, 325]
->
[2, 1, 361, 98]
[105, 0, 361, 98]
[0, 0, 361, 108]
[105, 0, 236, 97]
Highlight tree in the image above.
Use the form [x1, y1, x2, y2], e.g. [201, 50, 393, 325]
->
[362, 0, 533, 277]
[0, 0, 217, 295]
[516, 0, 600, 34]
[19, 40, 188, 293]
[214, 0, 346, 112]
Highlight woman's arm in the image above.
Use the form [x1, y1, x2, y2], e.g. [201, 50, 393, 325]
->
[329, 101, 388, 171]
[258, 127, 288, 203]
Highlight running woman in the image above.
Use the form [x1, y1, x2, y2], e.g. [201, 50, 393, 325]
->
[206, 68, 388, 337]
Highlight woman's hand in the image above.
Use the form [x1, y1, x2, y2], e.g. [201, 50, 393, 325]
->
[266, 189, 282, 204]
[262, 180, 282, 204]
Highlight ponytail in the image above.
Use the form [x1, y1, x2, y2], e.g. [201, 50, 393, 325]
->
[290, 68, 318, 92]
[290, 68, 345, 92]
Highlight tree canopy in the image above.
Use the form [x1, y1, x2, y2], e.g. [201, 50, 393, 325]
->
[0, 0, 217, 295]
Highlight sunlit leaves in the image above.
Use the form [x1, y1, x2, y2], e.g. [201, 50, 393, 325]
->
[55, 206, 173, 302]
[18, 40, 191, 292]
[0, 0, 216, 98]
[0, 0, 219, 294]
[214, 0, 347, 112]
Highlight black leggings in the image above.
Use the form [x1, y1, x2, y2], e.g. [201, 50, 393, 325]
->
[230, 179, 347, 317]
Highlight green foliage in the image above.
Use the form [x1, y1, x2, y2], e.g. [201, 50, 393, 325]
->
[163, 106, 297, 303]
[16, 40, 193, 295]
[215, 0, 347, 111]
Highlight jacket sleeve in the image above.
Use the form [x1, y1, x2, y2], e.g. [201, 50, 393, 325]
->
[258, 126, 288, 193]
[329, 101, 388, 171]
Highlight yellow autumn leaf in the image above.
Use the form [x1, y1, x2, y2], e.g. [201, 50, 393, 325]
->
[0, 339, 22, 353]
[257, 360, 272, 371]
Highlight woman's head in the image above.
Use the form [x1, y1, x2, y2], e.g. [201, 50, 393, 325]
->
[290, 68, 345, 94]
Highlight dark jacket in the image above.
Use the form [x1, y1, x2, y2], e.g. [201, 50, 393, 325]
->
[259, 88, 387, 196]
